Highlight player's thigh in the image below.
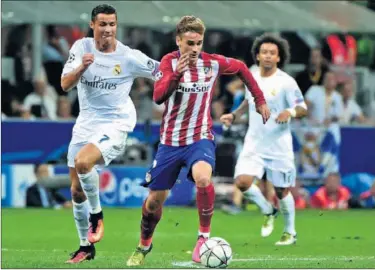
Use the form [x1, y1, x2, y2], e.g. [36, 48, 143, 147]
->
[234, 152, 265, 179]
[141, 144, 184, 190]
[186, 140, 216, 187]
[266, 167, 296, 189]
[145, 189, 170, 212]
[88, 126, 128, 166]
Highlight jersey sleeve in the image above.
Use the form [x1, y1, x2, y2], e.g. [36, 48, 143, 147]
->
[153, 54, 182, 105]
[128, 49, 160, 80]
[285, 78, 307, 109]
[62, 39, 84, 76]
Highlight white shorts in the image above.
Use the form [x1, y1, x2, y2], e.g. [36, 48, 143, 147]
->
[234, 151, 296, 188]
[67, 125, 128, 168]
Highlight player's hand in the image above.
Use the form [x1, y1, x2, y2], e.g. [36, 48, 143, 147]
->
[176, 53, 190, 74]
[220, 113, 235, 127]
[256, 104, 270, 124]
[276, 110, 292, 124]
[82, 53, 94, 69]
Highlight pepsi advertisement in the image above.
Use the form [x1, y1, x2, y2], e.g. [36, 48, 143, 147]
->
[54, 165, 195, 208]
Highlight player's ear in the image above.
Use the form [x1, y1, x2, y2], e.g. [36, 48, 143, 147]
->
[256, 54, 260, 62]
[276, 55, 280, 63]
[176, 35, 181, 47]
[90, 20, 95, 30]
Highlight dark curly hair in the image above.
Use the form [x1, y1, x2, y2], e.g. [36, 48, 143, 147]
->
[251, 33, 291, 69]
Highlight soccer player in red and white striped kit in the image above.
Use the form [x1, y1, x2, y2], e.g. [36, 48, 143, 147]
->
[127, 15, 270, 266]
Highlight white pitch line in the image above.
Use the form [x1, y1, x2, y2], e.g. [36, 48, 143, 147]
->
[172, 256, 375, 268]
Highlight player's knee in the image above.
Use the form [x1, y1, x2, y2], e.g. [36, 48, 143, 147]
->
[235, 176, 252, 192]
[275, 187, 289, 199]
[194, 174, 211, 188]
[146, 199, 163, 213]
[74, 157, 92, 174]
[71, 185, 86, 203]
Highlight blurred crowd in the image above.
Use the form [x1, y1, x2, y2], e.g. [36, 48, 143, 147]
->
[221, 172, 375, 213]
[2, 24, 375, 126]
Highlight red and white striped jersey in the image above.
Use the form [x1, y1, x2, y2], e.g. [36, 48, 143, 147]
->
[153, 51, 266, 147]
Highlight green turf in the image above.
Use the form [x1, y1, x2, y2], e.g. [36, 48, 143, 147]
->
[2, 208, 375, 268]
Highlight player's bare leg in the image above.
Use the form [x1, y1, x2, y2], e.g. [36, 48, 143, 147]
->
[66, 168, 96, 263]
[75, 143, 104, 244]
[236, 175, 278, 237]
[127, 190, 169, 266]
[274, 187, 297, 245]
[192, 161, 215, 263]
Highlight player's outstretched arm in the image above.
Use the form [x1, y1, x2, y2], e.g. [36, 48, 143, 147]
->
[153, 53, 189, 105]
[220, 99, 249, 127]
[214, 55, 270, 124]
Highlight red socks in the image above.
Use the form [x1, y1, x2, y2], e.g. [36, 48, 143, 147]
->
[196, 183, 215, 233]
[140, 200, 162, 246]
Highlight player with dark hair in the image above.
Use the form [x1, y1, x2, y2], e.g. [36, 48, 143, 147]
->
[126, 16, 270, 266]
[221, 33, 308, 245]
[61, 4, 159, 263]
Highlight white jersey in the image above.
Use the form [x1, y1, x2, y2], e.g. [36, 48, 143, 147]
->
[244, 68, 307, 162]
[62, 38, 159, 144]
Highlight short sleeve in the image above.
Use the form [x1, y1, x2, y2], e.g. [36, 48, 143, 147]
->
[61, 39, 84, 76]
[128, 49, 160, 80]
[284, 77, 307, 108]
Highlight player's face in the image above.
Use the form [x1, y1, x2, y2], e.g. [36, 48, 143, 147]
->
[90, 13, 117, 50]
[257, 43, 280, 70]
[176, 31, 204, 65]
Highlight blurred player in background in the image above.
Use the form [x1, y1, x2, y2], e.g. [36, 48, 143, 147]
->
[60, 4, 159, 263]
[221, 33, 308, 245]
[126, 15, 270, 266]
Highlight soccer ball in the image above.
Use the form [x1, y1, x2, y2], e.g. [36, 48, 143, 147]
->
[199, 237, 232, 268]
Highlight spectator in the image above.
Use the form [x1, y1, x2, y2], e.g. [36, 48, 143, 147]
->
[130, 78, 153, 121]
[212, 79, 225, 121]
[23, 77, 57, 120]
[26, 164, 72, 209]
[42, 25, 70, 96]
[57, 96, 74, 120]
[295, 47, 329, 96]
[290, 179, 310, 209]
[310, 173, 351, 210]
[305, 71, 344, 125]
[340, 80, 367, 124]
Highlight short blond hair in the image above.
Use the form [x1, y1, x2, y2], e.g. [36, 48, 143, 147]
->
[176, 15, 205, 36]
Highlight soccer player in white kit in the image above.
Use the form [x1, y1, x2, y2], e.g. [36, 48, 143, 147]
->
[60, 5, 159, 263]
[221, 33, 308, 245]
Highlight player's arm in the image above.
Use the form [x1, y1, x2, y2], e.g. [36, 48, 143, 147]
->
[220, 99, 249, 127]
[61, 40, 93, 92]
[129, 49, 160, 80]
[276, 80, 308, 124]
[153, 53, 189, 105]
[214, 55, 270, 124]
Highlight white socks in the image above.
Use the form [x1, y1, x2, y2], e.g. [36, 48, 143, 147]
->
[244, 184, 273, 215]
[78, 169, 102, 214]
[198, 231, 210, 238]
[72, 200, 90, 246]
[279, 192, 296, 235]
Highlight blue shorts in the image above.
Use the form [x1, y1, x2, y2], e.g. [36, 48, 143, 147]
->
[141, 139, 216, 190]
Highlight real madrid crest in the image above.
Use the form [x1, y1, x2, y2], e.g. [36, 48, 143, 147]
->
[113, 64, 121, 75]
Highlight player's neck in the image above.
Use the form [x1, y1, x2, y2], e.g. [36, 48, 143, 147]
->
[260, 67, 277, 78]
[95, 39, 117, 53]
